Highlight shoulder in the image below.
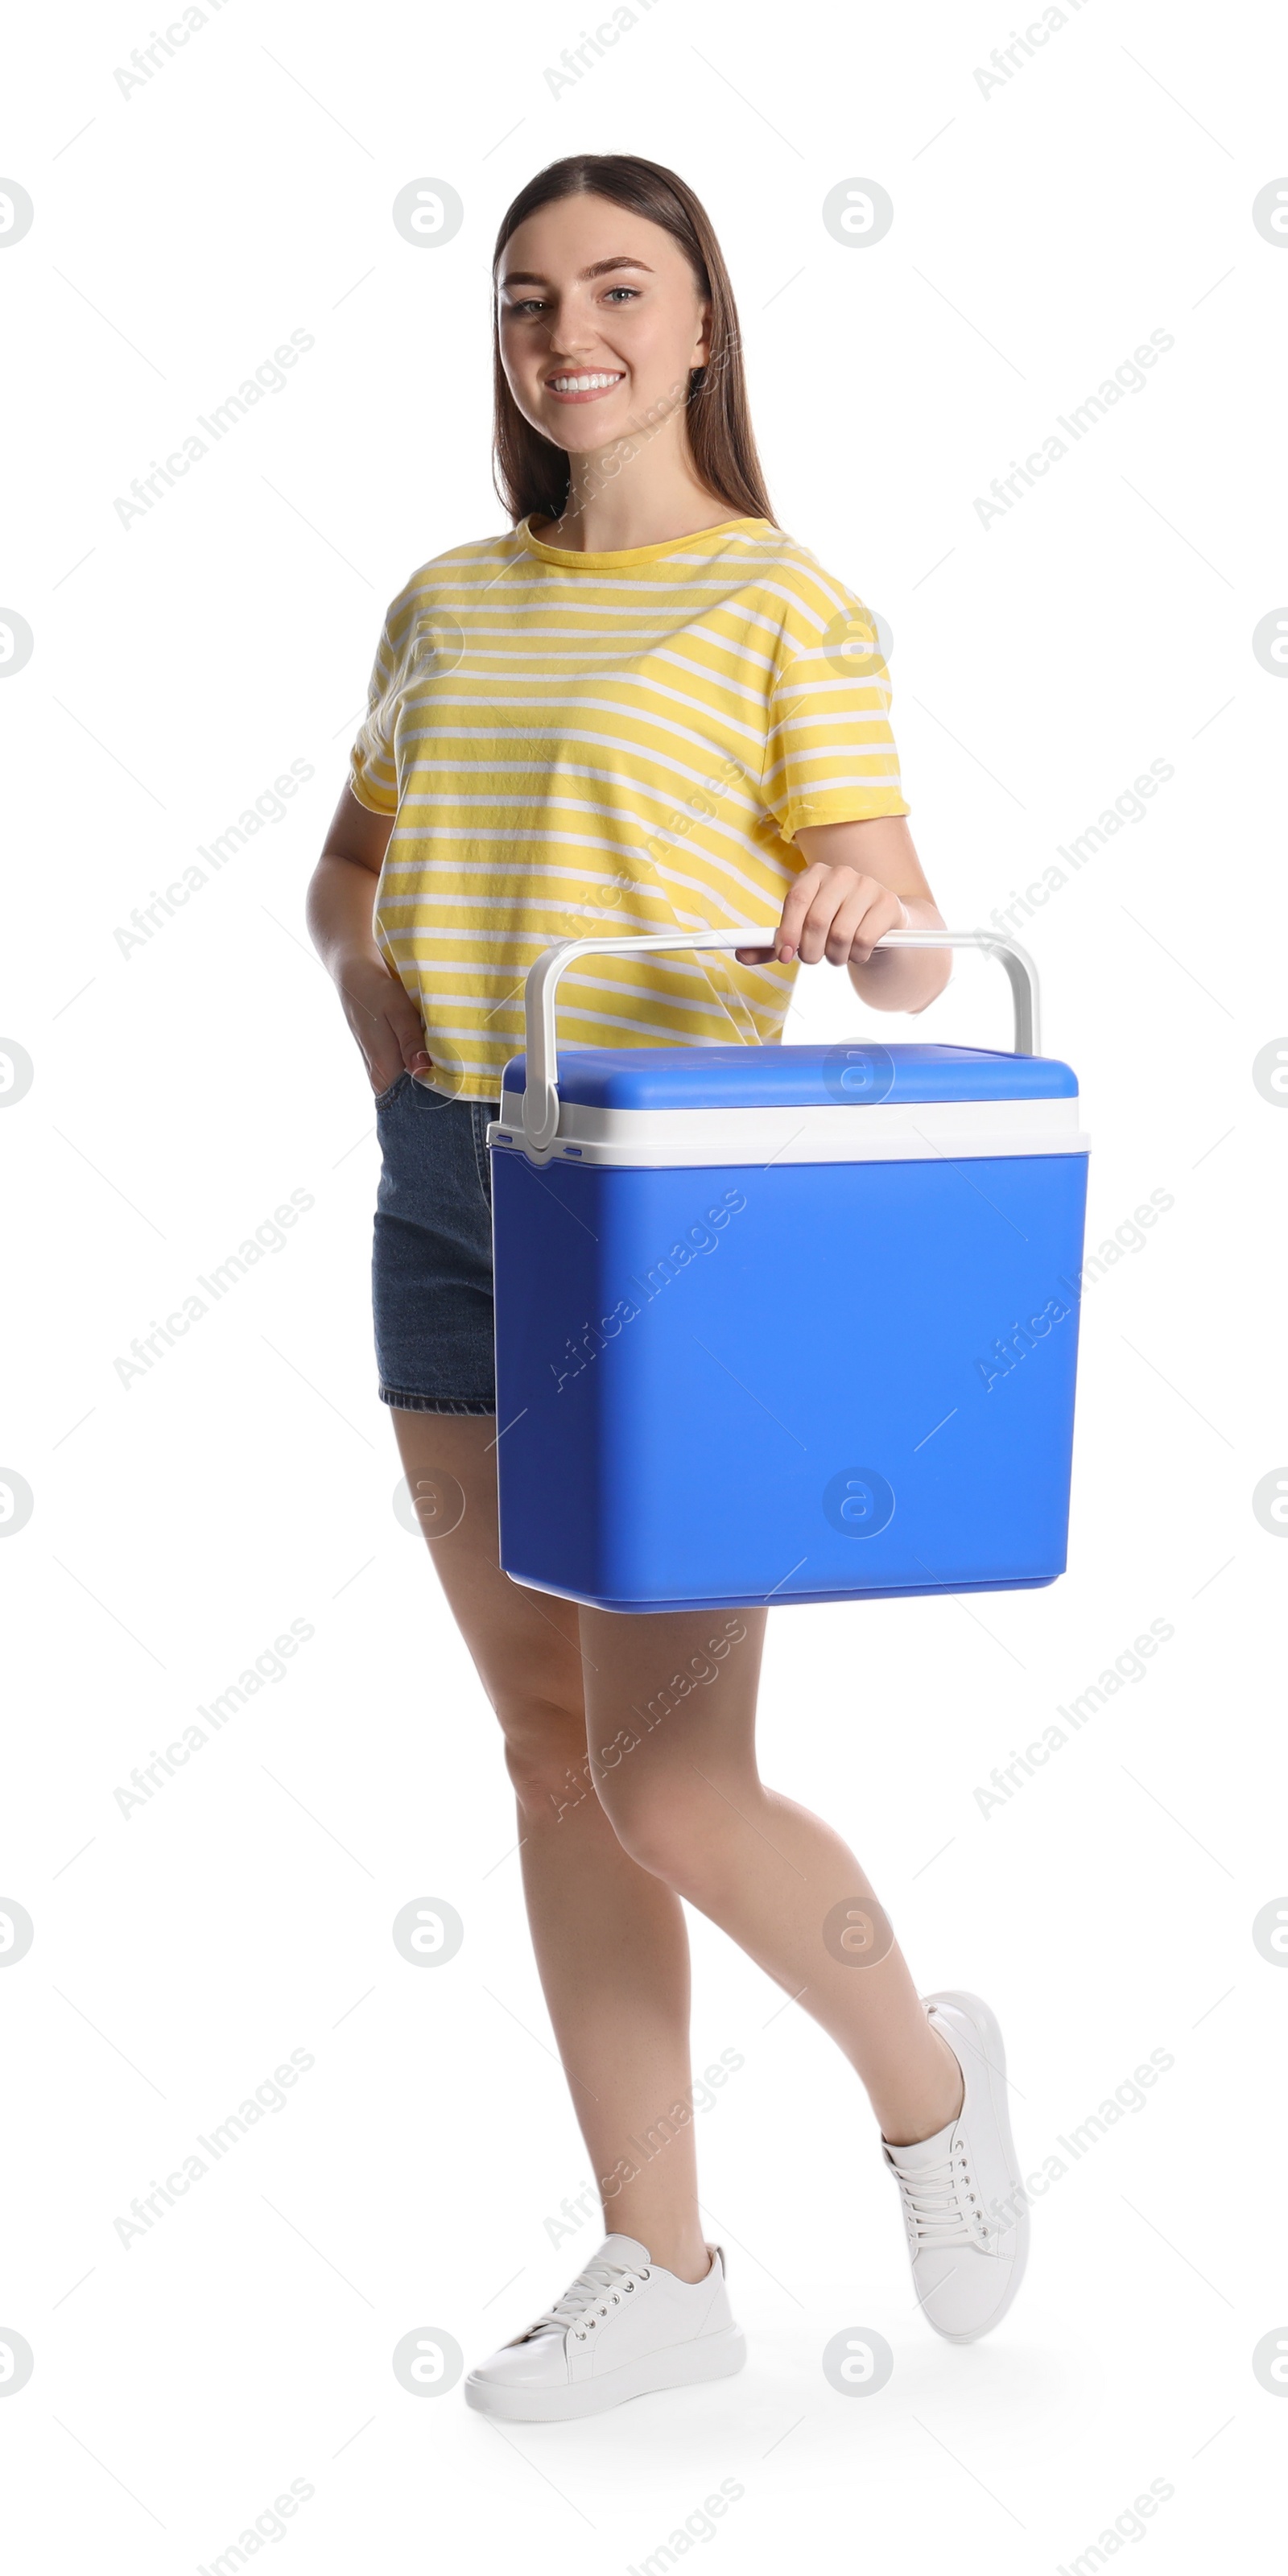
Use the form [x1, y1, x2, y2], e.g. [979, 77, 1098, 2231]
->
[378, 526, 527, 636]
[741, 527, 881, 670]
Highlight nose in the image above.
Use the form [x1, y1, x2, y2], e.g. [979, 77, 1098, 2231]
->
[542, 295, 609, 364]
[547, 325, 601, 365]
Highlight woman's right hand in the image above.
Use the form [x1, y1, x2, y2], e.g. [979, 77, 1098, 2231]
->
[304, 791, 432, 1096]
[336, 947, 433, 1095]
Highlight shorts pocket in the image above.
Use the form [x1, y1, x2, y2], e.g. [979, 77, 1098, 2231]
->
[374, 1069, 411, 1112]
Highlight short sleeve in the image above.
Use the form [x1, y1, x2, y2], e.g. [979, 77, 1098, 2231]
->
[348, 605, 402, 815]
[760, 597, 910, 841]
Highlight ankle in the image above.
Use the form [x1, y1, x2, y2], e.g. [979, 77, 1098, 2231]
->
[665, 2248, 715, 2286]
[878, 2032, 964, 2149]
[633, 2233, 712, 2285]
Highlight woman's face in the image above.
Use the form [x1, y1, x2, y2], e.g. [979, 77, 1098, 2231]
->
[497, 192, 710, 460]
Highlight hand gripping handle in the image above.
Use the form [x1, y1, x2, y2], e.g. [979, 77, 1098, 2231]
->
[518, 926, 1041, 1154]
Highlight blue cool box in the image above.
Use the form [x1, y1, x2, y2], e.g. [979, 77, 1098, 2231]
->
[486, 933, 1090, 1615]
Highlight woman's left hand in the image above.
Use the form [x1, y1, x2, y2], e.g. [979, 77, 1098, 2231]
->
[734, 864, 910, 968]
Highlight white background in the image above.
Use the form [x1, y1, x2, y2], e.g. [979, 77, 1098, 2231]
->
[2, 0, 1286, 2567]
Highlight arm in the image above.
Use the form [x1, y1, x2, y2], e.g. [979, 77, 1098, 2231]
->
[734, 813, 952, 1015]
[305, 784, 433, 1092]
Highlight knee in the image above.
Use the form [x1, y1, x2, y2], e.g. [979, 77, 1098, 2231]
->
[596, 1766, 724, 1895]
[493, 1691, 588, 1825]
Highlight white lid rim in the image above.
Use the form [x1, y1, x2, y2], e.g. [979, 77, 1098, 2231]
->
[485, 1092, 1088, 1169]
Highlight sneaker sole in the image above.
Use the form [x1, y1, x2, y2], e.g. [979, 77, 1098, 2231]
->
[919, 1988, 1030, 2345]
[463, 2322, 748, 2421]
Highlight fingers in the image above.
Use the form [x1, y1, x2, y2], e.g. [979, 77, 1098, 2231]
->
[368, 1052, 432, 1096]
[776, 859, 845, 960]
[758, 869, 906, 968]
[398, 1010, 433, 1075]
[725, 877, 906, 971]
[365, 1009, 432, 1094]
[390, 1003, 431, 1072]
[383, 979, 435, 1071]
[824, 878, 906, 965]
[736, 865, 834, 965]
[337, 951, 432, 1092]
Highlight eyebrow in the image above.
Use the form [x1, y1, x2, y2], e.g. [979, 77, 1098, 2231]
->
[499, 257, 655, 291]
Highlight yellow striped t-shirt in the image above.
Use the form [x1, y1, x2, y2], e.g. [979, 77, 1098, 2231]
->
[348, 512, 910, 1102]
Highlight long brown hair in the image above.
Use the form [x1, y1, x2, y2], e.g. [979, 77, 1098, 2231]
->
[490, 154, 776, 530]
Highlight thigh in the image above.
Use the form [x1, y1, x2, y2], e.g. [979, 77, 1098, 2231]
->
[390, 1407, 588, 1722]
[577, 1601, 769, 1794]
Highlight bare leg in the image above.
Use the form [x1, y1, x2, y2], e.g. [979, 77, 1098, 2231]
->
[579, 1604, 964, 2149]
[391, 1411, 962, 2287]
[390, 1409, 709, 2278]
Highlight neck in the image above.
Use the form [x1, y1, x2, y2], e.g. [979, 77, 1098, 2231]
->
[539, 425, 740, 552]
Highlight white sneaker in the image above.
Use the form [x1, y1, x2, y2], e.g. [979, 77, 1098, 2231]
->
[881, 1990, 1029, 2343]
[464, 2232, 746, 2420]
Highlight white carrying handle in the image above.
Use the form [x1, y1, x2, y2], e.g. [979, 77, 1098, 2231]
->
[518, 927, 1041, 1154]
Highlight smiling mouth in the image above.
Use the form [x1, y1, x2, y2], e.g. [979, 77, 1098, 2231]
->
[545, 370, 625, 400]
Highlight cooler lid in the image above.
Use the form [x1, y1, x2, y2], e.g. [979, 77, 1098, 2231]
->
[499, 1040, 1077, 1112]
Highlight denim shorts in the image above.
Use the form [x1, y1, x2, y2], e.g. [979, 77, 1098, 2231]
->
[372, 1072, 500, 1414]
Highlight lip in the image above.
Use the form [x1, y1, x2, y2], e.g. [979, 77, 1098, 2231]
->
[543, 369, 626, 406]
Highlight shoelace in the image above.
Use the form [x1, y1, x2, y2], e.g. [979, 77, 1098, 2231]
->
[889, 2137, 990, 2250]
[520, 2252, 650, 2343]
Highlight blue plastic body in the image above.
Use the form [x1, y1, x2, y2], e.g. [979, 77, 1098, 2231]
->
[490, 1046, 1088, 1614]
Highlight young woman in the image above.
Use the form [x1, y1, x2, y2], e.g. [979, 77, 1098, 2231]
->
[306, 153, 1028, 2421]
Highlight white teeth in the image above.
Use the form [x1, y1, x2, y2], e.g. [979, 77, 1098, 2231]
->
[548, 372, 622, 392]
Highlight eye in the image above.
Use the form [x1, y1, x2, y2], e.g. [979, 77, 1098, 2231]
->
[604, 287, 638, 303]
[505, 298, 546, 318]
